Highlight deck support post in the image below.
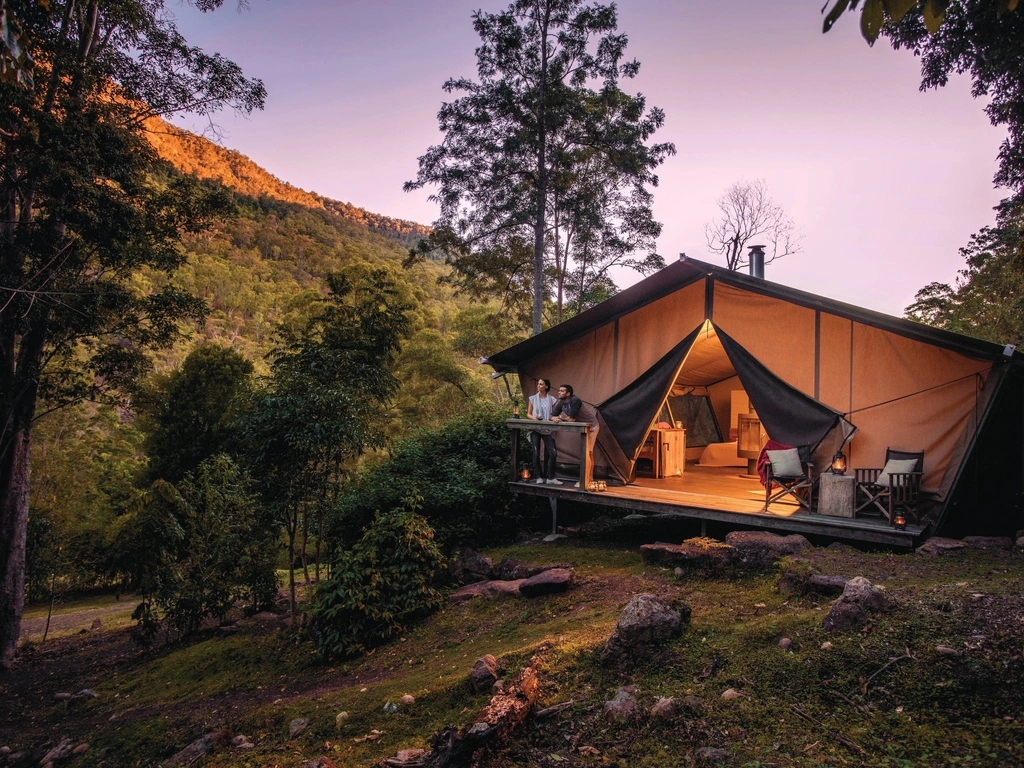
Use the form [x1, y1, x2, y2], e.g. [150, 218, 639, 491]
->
[549, 497, 558, 534]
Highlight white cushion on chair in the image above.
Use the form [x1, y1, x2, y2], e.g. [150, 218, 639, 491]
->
[875, 458, 918, 487]
[767, 448, 803, 477]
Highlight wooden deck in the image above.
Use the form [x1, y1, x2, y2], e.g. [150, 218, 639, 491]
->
[512, 464, 926, 548]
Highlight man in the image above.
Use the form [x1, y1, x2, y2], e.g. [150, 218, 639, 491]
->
[526, 378, 560, 485]
[551, 384, 600, 488]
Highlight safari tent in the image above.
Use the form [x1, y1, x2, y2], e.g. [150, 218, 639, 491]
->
[485, 257, 1024, 543]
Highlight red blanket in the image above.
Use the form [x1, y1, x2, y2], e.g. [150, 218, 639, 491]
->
[756, 440, 793, 487]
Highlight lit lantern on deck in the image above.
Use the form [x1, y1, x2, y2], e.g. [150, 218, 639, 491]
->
[830, 451, 847, 475]
[520, 467, 531, 481]
[893, 513, 907, 530]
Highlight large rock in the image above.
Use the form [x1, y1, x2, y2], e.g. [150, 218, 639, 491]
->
[824, 576, 885, 631]
[916, 537, 968, 555]
[725, 531, 812, 568]
[823, 600, 866, 632]
[839, 576, 886, 612]
[640, 541, 735, 572]
[165, 731, 232, 767]
[650, 697, 679, 722]
[963, 536, 1013, 550]
[519, 568, 572, 597]
[40, 738, 75, 765]
[470, 655, 499, 693]
[601, 594, 689, 663]
[491, 558, 570, 581]
[450, 580, 524, 602]
[807, 574, 850, 596]
[602, 686, 637, 721]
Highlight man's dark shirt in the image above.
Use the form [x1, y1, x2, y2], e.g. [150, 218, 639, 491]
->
[552, 395, 584, 421]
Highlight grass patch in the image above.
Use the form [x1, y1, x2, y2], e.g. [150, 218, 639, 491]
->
[5, 542, 1024, 767]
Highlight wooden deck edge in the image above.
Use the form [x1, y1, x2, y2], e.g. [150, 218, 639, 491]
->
[511, 482, 924, 548]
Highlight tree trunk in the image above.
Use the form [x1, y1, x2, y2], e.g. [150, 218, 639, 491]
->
[532, 2, 551, 337]
[0, 418, 33, 670]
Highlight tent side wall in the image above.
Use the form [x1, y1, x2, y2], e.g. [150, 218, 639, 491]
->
[517, 279, 706, 407]
[710, 281, 996, 509]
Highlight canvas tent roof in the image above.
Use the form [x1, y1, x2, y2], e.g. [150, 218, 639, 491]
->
[486, 257, 1022, 525]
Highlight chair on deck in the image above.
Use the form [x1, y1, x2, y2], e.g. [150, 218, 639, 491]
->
[854, 449, 924, 525]
[764, 445, 814, 512]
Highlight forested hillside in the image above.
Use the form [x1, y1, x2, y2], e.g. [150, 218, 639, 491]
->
[23, 122, 525, 608]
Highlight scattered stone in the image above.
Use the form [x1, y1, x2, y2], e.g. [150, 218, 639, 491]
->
[963, 536, 1013, 550]
[335, 711, 349, 729]
[936, 645, 959, 656]
[673, 567, 684, 579]
[252, 611, 278, 621]
[827, 542, 860, 553]
[650, 696, 679, 721]
[820, 641, 833, 650]
[470, 654, 499, 693]
[1017, 536, 1024, 549]
[400, 694, 415, 706]
[53, 692, 72, 701]
[916, 537, 968, 555]
[542, 533, 567, 542]
[40, 738, 75, 765]
[725, 531, 812, 568]
[382, 748, 428, 767]
[491, 679, 505, 694]
[639, 541, 734, 572]
[0, 746, 9, 756]
[300, 758, 338, 768]
[778, 637, 792, 650]
[519, 568, 573, 597]
[73, 743, 89, 755]
[68, 689, 99, 704]
[720, 688, 743, 701]
[288, 717, 309, 739]
[603, 686, 637, 721]
[165, 731, 232, 767]
[696, 746, 729, 763]
[601, 594, 689, 663]
[450, 579, 525, 602]
[90, 618, 102, 631]
[680, 695, 705, 715]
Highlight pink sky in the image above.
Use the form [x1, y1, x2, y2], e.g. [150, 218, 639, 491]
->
[172, 1, 1007, 320]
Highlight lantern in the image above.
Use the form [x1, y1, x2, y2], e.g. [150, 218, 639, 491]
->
[893, 513, 907, 530]
[520, 467, 531, 481]
[830, 451, 847, 475]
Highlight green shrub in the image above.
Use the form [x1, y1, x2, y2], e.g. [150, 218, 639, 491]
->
[330, 404, 538, 554]
[312, 503, 445, 659]
[110, 455, 278, 643]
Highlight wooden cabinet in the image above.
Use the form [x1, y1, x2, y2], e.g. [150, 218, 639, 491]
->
[636, 428, 686, 478]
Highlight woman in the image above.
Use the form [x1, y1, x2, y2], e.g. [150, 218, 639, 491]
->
[527, 379, 560, 485]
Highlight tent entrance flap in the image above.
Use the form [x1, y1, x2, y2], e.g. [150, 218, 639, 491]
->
[596, 322, 857, 480]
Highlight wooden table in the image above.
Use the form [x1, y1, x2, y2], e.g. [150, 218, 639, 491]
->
[507, 418, 591, 487]
[818, 473, 856, 518]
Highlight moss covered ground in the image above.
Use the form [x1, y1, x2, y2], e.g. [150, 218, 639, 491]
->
[2, 540, 1023, 767]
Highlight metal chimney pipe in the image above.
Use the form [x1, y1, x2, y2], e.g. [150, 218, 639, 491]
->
[748, 245, 766, 279]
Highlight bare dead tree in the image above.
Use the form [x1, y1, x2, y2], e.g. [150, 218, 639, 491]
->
[704, 179, 802, 271]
